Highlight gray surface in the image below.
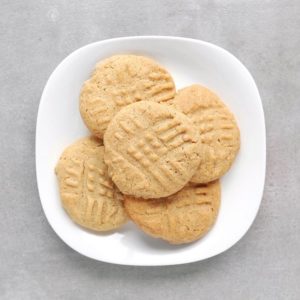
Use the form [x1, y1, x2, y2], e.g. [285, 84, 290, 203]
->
[0, 0, 299, 299]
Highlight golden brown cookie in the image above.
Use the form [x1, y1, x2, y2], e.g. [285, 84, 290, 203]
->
[80, 55, 176, 138]
[172, 84, 240, 183]
[104, 101, 202, 199]
[124, 180, 221, 244]
[55, 136, 127, 231]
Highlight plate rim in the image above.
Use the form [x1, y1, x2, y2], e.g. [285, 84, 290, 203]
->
[36, 35, 266, 266]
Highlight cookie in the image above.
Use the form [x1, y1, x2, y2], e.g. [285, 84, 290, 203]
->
[124, 180, 221, 244]
[80, 55, 176, 138]
[172, 84, 240, 183]
[104, 101, 202, 199]
[55, 136, 127, 231]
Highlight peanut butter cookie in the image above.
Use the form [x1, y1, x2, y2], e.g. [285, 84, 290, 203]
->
[124, 180, 221, 244]
[80, 55, 176, 138]
[104, 101, 202, 199]
[55, 137, 127, 231]
[172, 85, 240, 183]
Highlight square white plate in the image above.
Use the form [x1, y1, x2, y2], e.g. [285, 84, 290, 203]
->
[36, 36, 266, 266]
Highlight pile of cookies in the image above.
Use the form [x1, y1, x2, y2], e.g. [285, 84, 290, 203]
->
[55, 55, 240, 244]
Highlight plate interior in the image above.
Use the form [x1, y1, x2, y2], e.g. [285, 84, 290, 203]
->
[36, 37, 265, 266]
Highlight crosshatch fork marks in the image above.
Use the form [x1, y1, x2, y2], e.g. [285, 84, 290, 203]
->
[104, 101, 201, 198]
[82, 161, 116, 224]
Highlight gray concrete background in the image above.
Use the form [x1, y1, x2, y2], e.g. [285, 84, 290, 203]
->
[1, 1, 299, 299]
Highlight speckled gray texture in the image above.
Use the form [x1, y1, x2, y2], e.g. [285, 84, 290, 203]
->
[0, 1, 299, 299]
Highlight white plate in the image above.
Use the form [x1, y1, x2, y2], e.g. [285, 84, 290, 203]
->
[36, 36, 266, 266]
